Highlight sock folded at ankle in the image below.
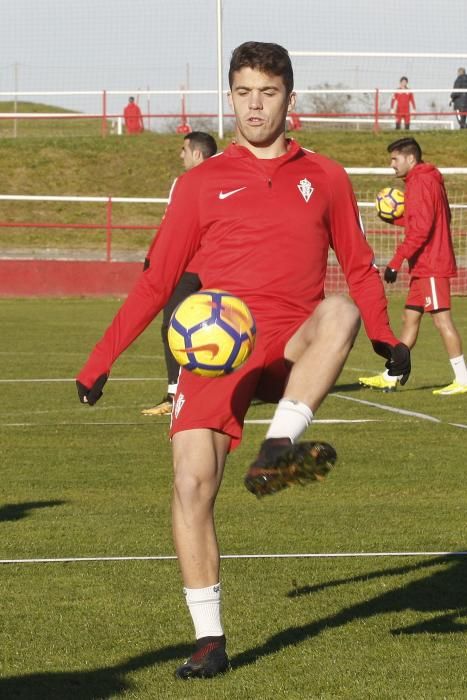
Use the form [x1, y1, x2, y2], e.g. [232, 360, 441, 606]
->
[184, 583, 224, 639]
[266, 398, 313, 443]
[450, 355, 467, 385]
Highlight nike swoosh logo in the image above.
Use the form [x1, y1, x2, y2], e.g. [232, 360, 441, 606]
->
[178, 343, 220, 358]
[218, 187, 247, 200]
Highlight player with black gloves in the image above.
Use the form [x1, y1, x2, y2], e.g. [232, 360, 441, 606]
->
[360, 137, 466, 395]
[77, 42, 411, 679]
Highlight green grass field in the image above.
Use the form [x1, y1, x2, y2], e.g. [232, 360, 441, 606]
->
[1, 295, 466, 699]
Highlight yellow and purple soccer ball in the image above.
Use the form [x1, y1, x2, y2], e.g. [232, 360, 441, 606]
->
[375, 187, 405, 222]
[168, 289, 256, 377]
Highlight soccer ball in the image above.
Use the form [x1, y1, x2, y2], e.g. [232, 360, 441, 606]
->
[167, 289, 256, 377]
[375, 187, 405, 222]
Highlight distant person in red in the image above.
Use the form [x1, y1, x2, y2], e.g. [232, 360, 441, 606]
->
[391, 77, 416, 130]
[124, 96, 144, 134]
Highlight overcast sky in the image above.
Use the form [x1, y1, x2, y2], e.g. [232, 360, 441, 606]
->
[1, 0, 466, 116]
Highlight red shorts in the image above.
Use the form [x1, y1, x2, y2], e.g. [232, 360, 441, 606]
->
[169, 321, 303, 451]
[405, 276, 451, 313]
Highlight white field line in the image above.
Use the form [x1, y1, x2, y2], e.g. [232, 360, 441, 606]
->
[1, 418, 380, 428]
[245, 419, 380, 424]
[331, 393, 467, 430]
[1, 551, 466, 566]
[2, 377, 465, 429]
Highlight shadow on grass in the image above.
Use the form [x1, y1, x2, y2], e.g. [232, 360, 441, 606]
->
[0, 501, 66, 523]
[331, 383, 362, 393]
[0, 644, 192, 699]
[232, 555, 467, 669]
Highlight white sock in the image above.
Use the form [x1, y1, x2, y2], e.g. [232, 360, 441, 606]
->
[168, 382, 178, 396]
[184, 584, 223, 639]
[266, 398, 313, 443]
[382, 369, 399, 383]
[450, 355, 467, 385]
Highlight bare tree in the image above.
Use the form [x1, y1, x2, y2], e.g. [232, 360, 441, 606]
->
[299, 82, 353, 115]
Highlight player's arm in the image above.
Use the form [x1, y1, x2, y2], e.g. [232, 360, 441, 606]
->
[328, 169, 410, 382]
[76, 174, 202, 402]
[387, 179, 434, 271]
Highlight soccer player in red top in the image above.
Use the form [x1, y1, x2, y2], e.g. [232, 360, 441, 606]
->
[390, 77, 416, 130]
[76, 42, 410, 678]
[123, 96, 144, 134]
[359, 137, 467, 395]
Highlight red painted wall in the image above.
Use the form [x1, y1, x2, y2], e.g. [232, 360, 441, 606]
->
[0, 260, 141, 296]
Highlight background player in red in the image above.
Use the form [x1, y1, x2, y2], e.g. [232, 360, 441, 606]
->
[76, 42, 410, 679]
[359, 137, 467, 395]
[391, 77, 416, 130]
[123, 96, 144, 134]
[142, 131, 217, 416]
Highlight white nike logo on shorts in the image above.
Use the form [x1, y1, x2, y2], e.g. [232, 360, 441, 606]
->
[218, 187, 247, 200]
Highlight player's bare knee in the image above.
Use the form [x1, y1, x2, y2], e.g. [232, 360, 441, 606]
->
[173, 464, 217, 509]
[323, 295, 361, 338]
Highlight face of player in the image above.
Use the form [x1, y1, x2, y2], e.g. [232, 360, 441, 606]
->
[390, 150, 416, 178]
[180, 140, 201, 171]
[228, 67, 296, 157]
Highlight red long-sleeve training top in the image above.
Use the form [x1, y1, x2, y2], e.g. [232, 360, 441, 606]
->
[78, 140, 399, 387]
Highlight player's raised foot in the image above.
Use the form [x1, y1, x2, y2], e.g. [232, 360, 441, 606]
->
[244, 437, 337, 498]
[432, 381, 467, 396]
[175, 635, 229, 680]
[358, 374, 397, 392]
[141, 394, 174, 416]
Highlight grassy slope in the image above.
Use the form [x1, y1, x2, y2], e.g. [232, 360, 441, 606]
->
[0, 127, 466, 251]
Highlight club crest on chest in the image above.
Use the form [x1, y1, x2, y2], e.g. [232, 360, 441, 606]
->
[297, 178, 314, 203]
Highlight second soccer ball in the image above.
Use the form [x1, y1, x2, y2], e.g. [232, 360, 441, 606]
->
[375, 187, 405, 222]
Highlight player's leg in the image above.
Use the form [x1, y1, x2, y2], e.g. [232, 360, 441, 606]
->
[399, 306, 423, 348]
[282, 294, 360, 409]
[169, 362, 259, 675]
[431, 309, 467, 394]
[172, 428, 231, 678]
[142, 272, 201, 416]
[245, 295, 360, 497]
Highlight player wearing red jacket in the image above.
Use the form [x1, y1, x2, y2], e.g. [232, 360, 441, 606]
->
[360, 137, 467, 395]
[77, 43, 410, 679]
[391, 77, 416, 130]
[123, 96, 144, 134]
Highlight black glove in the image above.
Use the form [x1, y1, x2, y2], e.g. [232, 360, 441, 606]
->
[76, 373, 108, 406]
[372, 342, 411, 385]
[143, 257, 150, 271]
[384, 267, 398, 284]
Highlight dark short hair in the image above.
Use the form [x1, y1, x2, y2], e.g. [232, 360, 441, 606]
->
[228, 41, 294, 94]
[400, 76, 408, 82]
[184, 131, 217, 159]
[387, 137, 422, 162]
